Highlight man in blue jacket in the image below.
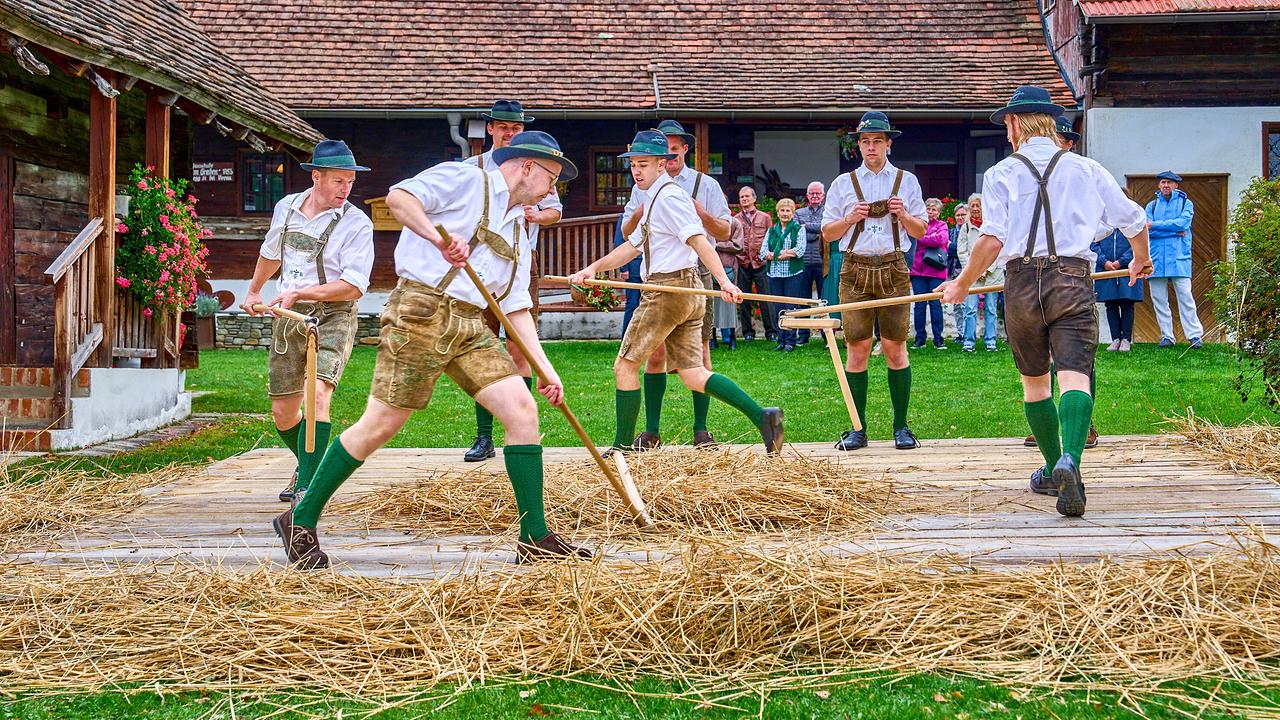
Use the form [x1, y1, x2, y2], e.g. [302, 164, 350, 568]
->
[1145, 171, 1203, 348]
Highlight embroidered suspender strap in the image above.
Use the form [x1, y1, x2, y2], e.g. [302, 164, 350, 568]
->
[436, 170, 494, 292]
[846, 169, 905, 252]
[639, 181, 680, 277]
[1010, 149, 1068, 264]
[493, 221, 523, 303]
[310, 204, 349, 285]
[889, 169, 903, 253]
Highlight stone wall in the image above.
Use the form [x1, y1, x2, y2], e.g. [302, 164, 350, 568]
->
[213, 313, 382, 349]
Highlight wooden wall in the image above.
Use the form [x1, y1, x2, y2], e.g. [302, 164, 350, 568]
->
[1095, 20, 1280, 107]
[0, 55, 149, 366]
[1042, 0, 1086, 102]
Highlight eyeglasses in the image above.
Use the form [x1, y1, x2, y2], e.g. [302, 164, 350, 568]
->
[529, 161, 560, 184]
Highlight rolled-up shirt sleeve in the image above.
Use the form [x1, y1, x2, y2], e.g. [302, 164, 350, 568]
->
[390, 162, 474, 216]
[336, 220, 375, 294]
[259, 196, 292, 260]
[701, 180, 732, 223]
[978, 167, 1010, 243]
[1093, 165, 1148, 239]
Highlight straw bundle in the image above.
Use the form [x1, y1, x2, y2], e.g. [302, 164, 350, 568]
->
[2, 536, 1280, 712]
[1177, 415, 1280, 484]
[332, 447, 950, 538]
[0, 459, 179, 555]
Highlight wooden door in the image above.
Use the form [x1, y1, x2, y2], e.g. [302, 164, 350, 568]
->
[1126, 174, 1228, 343]
[0, 149, 13, 364]
[914, 163, 959, 201]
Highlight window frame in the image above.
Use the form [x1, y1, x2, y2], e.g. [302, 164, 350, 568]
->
[1264, 122, 1280, 180]
[587, 146, 634, 213]
[237, 149, 288, 215]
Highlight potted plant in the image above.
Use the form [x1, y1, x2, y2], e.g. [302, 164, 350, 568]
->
[192, 293, 221, 349]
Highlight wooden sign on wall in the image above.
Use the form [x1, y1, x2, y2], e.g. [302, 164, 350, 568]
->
[192, 161, 234, 183]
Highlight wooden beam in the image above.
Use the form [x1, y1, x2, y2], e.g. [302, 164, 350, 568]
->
[693, 120, 709, 175]
[118, 75, 139, 92]
[0, 151, 14, 364]
[176, 98, 215, 125]
[89, 89, 116, 366]
[145, 93, 171, 179]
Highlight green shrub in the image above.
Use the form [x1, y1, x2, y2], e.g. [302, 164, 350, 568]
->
[192, 293, 221, 318]
[1210, 176, 1280, 412]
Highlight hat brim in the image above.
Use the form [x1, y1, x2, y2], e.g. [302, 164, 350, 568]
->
[491, 146, 578, 181]
[482, 113, 534, 124]
[1059, 131, 1080, 141]
[299, 163, 371, 172]
[660, 130, 697, 147]
[990, 102, 1066, 124]
[854, 128, 902, 139]
[617, 149, 677, 160]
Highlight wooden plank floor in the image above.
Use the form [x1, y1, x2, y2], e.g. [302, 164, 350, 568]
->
[11, 435, 1279, 578]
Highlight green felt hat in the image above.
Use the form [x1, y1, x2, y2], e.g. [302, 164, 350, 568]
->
[299, 140, 369, 172]
[853, 111, 901, 138]
[618, 129, 676, 159]
[482, 99, 535, 124]
[656, 119, 696, 148]
[491, 131, 577, 181]
[991, 86, 1066, 124]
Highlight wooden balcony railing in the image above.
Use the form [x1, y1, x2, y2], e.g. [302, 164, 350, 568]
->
[537, 213, 622, 285]
[43, 217, 107, 427]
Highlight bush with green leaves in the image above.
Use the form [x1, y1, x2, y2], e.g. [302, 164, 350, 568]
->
[192, 293, 221, 318]
[1211, 176, 1280, 412]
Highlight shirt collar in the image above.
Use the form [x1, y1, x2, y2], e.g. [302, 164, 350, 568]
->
[857, 160, 897, 179]
[1022, 136, 1059, 151]
[290, 189, 343, 220]
[486, 167, 524, 224]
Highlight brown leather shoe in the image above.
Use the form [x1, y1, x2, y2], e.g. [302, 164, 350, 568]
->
[1023, 433, 1037, 447]
[631, 431, 661, 451]
[693, 430, 717, 448]
[1085, 425, 1099, 449]
[516, 531, 593, 564]
[272, 509, 330, 570]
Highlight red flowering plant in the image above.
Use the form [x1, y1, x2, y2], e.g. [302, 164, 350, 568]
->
[940, 195, 965, 227]
[568, 274, 619, 311]
[114, 164, 211, 320]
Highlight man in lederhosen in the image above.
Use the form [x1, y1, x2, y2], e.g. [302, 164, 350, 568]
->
[941, 86, 1151, 518]
[821, 111, 928, 452]
[462, 100, 563, 462]
[617, 119, 733, 449]
[241, 140, 374, 503]
[274, 132, 589, 569]
[570, 129, 784, 456]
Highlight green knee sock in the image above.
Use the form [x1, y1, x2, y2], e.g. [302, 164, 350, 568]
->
[504, 444, 549, 543]
[293, 435, 363, 528]
[474, 403, 494, 439]
[846, 371, 868, 431]
[692, 391, 711, 432]
[1060, 390, 1095, 467]
[1089, 369, 1096, 400]
[887, 366, 912, 431]
[1024, 397, 1062, 473]
[613, 388, 642, 448]
[704, 373, 764, 428]
[523, 376, 534, 391]
[277, 420, 302, 461]
[642, 372, 667, 434]
[294, 421, 331, 492]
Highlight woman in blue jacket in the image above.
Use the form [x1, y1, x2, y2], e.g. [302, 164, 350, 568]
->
[1145, 171, 1202, 348]
[1091, 229, 1145, 352]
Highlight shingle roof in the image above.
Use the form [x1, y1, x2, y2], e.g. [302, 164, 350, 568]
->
[183, 0, 1072, 113]
[1079, 0, 1280, 17]
[0, 0, 323, 150]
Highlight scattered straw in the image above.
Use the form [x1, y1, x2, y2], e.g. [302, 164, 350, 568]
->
[331, 447, 951, 538]
[0, 460, 183, 555]
[2, 535, 1280, 713]
[1174, 415, 1280, 484]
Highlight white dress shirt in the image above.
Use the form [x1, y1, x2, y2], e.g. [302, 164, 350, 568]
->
[390, 162, 533, 313]
[624, 164, 731, 228]
[260, 190, 374, 294]
[469, 150, 563, 248]
[626, 173, 703, 280]
[981, 137, 1147, 266]
[821, 161, 926, 256]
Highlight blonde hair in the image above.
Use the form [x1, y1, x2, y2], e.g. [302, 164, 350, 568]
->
[924, 197, 943, 210]
[776, 198, 796, 211]
[1010, 113, 1059, 148]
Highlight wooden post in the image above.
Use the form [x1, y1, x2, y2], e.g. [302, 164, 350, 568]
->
[694, 120, 709, 174]
[0, 152, 14, 364]
[89, 87, 116, 366]
[145, 93, 171, 179]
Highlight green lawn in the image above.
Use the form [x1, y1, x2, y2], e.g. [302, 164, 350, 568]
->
[187, 340, 1270, 450]
[4, 673, 1276, 720]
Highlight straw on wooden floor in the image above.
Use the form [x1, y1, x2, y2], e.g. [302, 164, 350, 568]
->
[1, 535, 1279, 715]
[1175, 412, 1280, 484]
[330, 446, 954, 538]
